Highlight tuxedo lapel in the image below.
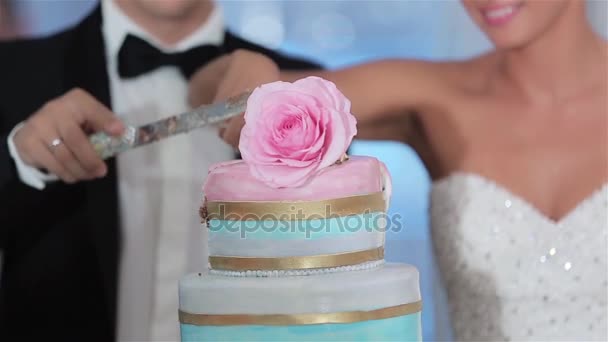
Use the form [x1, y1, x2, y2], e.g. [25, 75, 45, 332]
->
[62, 6, 120, 333]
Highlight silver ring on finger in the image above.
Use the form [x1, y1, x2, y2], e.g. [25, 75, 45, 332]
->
[49, 137, 63, 152]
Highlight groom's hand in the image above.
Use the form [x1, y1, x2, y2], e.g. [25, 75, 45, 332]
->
[189, 49, 280, 149]
[13, 88, 124, 184]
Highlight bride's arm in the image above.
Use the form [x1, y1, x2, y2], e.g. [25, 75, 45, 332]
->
[189, 50, 440, 147]
[281, 60, 437, 126]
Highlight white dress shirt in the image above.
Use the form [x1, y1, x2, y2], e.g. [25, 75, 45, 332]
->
[7, 1, 234, 340]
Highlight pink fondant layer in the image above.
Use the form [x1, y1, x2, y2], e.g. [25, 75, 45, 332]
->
[203, 156, 387, 202]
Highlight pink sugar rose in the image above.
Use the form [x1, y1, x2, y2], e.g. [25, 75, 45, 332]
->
[239, 76, 357, 188]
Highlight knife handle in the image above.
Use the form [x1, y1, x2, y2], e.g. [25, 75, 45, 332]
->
[90, 126, 137, 160]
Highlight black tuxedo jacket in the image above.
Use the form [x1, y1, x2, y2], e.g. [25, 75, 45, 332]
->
[0, 6, 319, 341]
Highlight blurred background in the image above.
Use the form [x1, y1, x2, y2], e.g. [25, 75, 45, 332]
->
[2, 0, 606, 340]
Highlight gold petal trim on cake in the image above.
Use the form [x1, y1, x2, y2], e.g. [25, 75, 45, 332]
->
[204, 192, 385, 220]
[179, 300, 422, 326]
[209, 247, 384, 271]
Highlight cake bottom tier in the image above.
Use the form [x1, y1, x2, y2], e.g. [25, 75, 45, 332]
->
[179, 263, 421, 341]
[181, 312, 421, 341]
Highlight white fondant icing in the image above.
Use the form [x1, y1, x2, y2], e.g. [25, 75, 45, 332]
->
[179, 263, 420, 315]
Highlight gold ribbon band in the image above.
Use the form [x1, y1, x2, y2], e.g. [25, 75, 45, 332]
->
[209, 247, 384, 271]
[179, 301, 422, 326]
[204, 192, 385, 221]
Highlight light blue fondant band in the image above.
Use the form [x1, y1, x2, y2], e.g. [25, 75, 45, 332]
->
[208, 212, 387, 240]
[180, 312, 421, 341]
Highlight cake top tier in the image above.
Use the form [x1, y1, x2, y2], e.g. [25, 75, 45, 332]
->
[204, 156, 390, 203]
[203, 155, 391, 273]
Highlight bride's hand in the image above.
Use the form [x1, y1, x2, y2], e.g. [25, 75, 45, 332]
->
[189, 49, 281, 148]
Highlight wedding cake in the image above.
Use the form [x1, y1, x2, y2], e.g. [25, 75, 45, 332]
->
[178, 77, 422, 341]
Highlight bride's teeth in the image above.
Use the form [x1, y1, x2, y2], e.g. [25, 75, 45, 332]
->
[486, 6, 515, 20]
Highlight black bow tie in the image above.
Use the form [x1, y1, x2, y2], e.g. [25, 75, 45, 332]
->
[117, 34, 223, 79]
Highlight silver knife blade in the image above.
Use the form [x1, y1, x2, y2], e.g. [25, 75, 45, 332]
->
[89, 90, 251, 159]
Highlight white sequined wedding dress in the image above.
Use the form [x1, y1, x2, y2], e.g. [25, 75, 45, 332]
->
[431, 173, 608, 341]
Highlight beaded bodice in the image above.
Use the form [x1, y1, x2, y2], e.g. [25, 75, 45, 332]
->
[431, 173, 607, 341]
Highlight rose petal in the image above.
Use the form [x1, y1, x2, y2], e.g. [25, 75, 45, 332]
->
[318, 109, 348, 169]
[293, 77, 351, 113]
